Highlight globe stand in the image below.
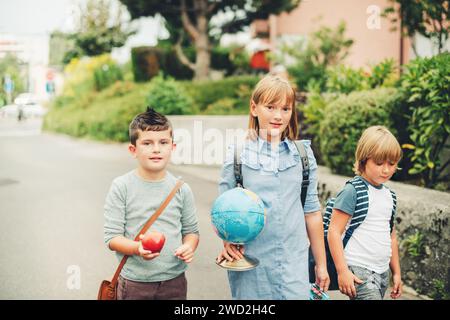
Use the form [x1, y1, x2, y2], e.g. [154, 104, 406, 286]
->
[216, 245, 259, 271]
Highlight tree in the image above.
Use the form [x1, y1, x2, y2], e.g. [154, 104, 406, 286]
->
[0, 53, 26, 105]
[64, 0, 135, 61]
[274, 22, 354, 91]
[384, 0, 449, 55]
[119, 0, 300, 80]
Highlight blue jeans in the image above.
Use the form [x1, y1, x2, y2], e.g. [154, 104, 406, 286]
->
[348, 265, 390, 300]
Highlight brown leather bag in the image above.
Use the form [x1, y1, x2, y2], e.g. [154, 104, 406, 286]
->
[98, 179, 184, 300]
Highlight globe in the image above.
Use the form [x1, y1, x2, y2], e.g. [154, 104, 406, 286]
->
[211, 187, 266, 244]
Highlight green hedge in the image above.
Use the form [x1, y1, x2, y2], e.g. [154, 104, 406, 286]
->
[180, 75, 259, 112]
[319, 87, 403, 176]
[147, 74, 196, 115]
[43, 82, 152, 142]
[131, 45, 249, 81]
[44, 75, 261, 141]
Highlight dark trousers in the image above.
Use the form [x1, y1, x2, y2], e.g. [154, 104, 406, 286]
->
[117, 273, 187, 300]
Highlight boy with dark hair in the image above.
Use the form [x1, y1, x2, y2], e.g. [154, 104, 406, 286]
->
[104, 107, 199, 300]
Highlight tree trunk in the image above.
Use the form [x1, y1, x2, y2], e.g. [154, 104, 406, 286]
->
[179, 0, 211, 81]
[194, 26, 210, 80]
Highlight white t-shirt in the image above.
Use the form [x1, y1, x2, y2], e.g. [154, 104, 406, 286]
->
[333, 178, 393, 273]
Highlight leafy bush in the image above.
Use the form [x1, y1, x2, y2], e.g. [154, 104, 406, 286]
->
[131, 46, 162, 82]
[93, 60, 123, 91]
[59, 54, 121, 108]
[402, 231, 424, 258]
[324, 59, 398, 94]
[325, 65, 368, 94]
[147, 74, 195, 115]
[319, 88, 402, 176]
[299, 87, 338, 164]
[275, 22, 353, 91]
[368, 59, 398, 88]
[203, 98, 237, 115]
[180, 75, 259, 112]
[400, 53, 450, 188]
[44, 82, 153, 142]
[131, 45, 252, 81]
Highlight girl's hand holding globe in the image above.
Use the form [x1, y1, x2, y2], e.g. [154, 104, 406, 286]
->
[216, 241, 245, 263]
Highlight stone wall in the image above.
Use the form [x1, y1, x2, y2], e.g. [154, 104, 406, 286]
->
[316, 166, 450, 299]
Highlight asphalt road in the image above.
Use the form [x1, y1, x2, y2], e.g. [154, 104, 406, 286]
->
[0, 118, 230, 299]
[0, 118, 421, 300]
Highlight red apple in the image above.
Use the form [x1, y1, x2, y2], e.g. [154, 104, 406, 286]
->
[141, 231, 166, 253]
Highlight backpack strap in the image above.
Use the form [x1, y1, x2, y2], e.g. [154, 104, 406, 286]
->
[234, 144, 244, 188]
[342, 176, 369, 247]
[387, 188, 397, 233]
[294, 140, 310, 209]
[323, 197, 336, 236]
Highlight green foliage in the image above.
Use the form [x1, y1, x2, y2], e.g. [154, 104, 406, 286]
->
[44, 82, 153, 142]
[93, 61, 123, 91]
[300, 87, 338, 163]
[203, 98, 238, 115]
[400, 53, 450, 188]
[325, 65, 368, 94]
[179, 75, 259, 112]
[131, 45, 252, 81]
[147, 74, 195, 115]
[431, 279, 450, 300]
[384, 0, 450, 54]
[0, 53, 26, 101]
[325, 59, 398, 94]
[120, 0, 300, 79]
[402, 231, 424, 257]
[64, 0, 135, 60]
[319, 88, 401, 176]
[62, 54, 122, 98]
[131, 47, 163, 82]
[368, 59, 398, 88]
[276, 21, 353, 91]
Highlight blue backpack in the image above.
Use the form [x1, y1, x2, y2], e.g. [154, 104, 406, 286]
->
[308, 176, 397, 290]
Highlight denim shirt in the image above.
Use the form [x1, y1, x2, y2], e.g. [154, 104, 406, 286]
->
[219, 137, 321, 300]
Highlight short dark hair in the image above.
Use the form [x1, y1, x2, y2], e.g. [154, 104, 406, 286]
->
[129, 107, 173, 145]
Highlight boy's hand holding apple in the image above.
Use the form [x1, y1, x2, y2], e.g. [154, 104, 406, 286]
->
[136, 232, 165, 260]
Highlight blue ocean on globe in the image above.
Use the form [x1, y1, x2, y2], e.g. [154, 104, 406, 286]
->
[210, 187, 266, 244]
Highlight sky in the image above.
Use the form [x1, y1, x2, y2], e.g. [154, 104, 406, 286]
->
[0, 0, 251, 63]
[0, 0, 163, 43]
[0, 0, 167, 63]
[0, 0, 79, 35]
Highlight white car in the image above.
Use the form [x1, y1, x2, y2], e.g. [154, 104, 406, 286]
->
[14, 93, 36, 105]
[0, 93, 47, 118]
[0, 104, 20, 118]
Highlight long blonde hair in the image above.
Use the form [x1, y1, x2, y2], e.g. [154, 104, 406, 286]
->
[353, 126, 402, 175]
[248, 74, 298, 141]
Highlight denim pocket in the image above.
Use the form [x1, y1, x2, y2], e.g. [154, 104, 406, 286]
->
[348, 265, 371, 285]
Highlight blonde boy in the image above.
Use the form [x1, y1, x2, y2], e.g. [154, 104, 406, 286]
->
[327, 126, 403, 300]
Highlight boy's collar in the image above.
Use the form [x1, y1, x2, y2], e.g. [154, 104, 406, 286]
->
[358, 175, 384, 189]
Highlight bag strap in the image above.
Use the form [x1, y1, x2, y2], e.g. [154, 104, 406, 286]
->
[294, 140, 310, 209]
[234, 144, 244, 188]
[109, 179, 184, 288]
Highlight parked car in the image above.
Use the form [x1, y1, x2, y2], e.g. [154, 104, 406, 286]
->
[0, 93, 47, 118]
[0, 104, 20, 118]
